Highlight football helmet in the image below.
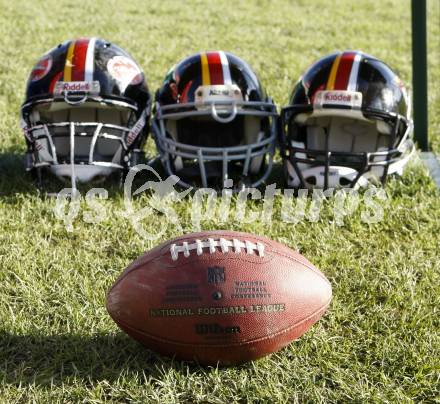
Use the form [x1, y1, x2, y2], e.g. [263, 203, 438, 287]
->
[21, 37, 151, 189]
[152, 51, 277, 190]
[280, 50, 414, 189]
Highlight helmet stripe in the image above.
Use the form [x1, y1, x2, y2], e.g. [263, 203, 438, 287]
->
[71, 38, 89, 81]
[333, 51, 356, 90]
[84, 37, 96, 82]
[201, 53, 211, 85]
[326, 54, 341, 90]
[63, 41, 75, 81]
[63, 39, 91, 82]
[219, 51, 232, 85]
[49, 71, 63, 93]
[206, 52, 224, 85]
[347, 52, 362, 91]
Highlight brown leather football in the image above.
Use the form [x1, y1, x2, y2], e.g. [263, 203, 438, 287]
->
[106, 230, 332, 366]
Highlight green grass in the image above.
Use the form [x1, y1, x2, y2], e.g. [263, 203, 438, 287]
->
[1, 0, 440, 402]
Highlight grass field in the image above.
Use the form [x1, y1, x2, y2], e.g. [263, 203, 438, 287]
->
[0, 0, 439, 402]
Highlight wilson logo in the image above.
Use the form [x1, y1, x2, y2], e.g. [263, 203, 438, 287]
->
[195, 323, 241, 335]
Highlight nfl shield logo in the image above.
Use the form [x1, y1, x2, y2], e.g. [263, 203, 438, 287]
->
[207, 266, 225, 284]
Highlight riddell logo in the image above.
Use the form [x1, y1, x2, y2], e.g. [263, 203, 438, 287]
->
[324, 93, 351, 102]
[209, 89, 230, 96]
[54, 81, 95, 96]
[62, 82, 91, 92]
[195, 323, 241, 335]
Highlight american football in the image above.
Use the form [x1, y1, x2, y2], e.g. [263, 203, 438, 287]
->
[106, 231, 332, 365]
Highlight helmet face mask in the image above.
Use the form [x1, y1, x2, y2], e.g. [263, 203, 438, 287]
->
[281, 51, 414, 190]
[21, 38, 151, 190]
[152, 51, 277, 191]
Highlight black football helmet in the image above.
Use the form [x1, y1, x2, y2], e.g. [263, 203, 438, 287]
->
[152, 51, 277, 190]
[280, 50, 414, 189]
[21, 37, 151, 189]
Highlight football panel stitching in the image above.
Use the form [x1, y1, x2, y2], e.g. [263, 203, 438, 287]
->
[170, 237, 265, 260]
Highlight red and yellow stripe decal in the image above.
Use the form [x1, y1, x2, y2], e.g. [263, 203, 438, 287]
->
[63, 41, 76, 81]
[63, 38, 95, 82]
[326, 51, 358, 91]
[200, 53, 211, 85]
[200, 51, 232, 86]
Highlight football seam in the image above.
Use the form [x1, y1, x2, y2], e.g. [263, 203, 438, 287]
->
[111, 298, 332, 349]
[109, 250, 277, 293]
[110, 237, 331, 291]
[114, 232, 278, 278]
[110, 248, 329, 290]
[109, 248, 278, 292]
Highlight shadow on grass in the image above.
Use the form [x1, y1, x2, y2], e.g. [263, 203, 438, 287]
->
[0, 150, 40, 198]
[265, 160, 285, 190]
[0, 331, 243, 386]
[0, 149, 287, 201]
[0, 150, 162, 201]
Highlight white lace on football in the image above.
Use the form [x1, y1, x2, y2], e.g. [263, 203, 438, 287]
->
[170, 238, 265, 261]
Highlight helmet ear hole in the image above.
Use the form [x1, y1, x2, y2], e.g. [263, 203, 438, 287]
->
[305, 176, 316, 186]
[339, 177, 351, 186]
